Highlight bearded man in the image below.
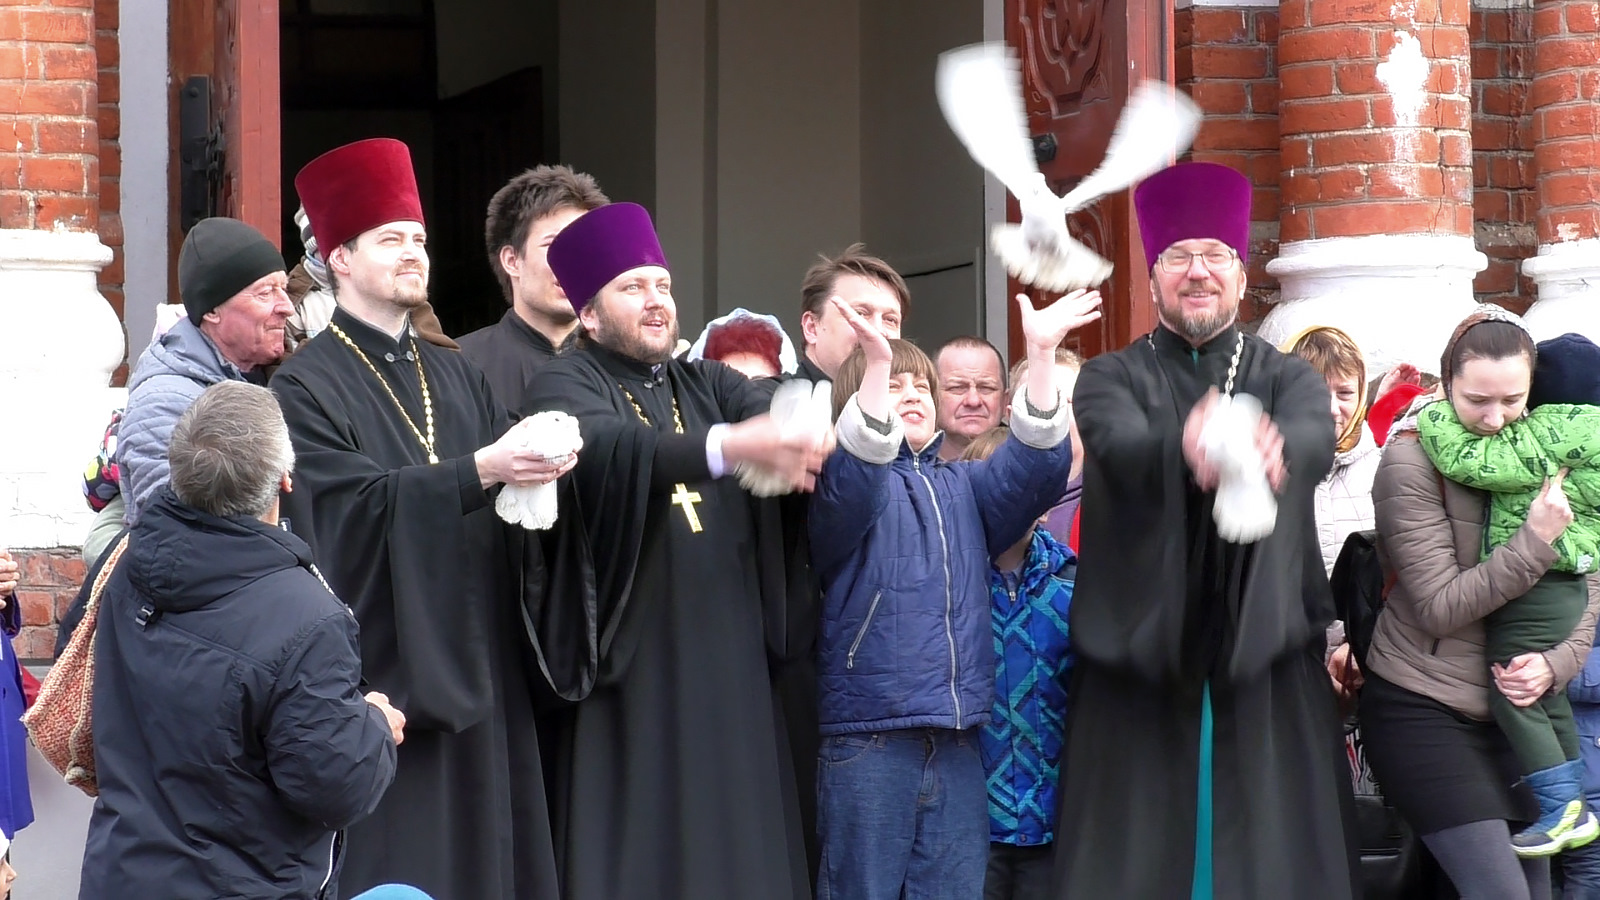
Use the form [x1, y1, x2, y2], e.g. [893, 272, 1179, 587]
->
[522, 202, 828, 900]
[271, 138, 586, 900]
[1054, 162, 1357, 899]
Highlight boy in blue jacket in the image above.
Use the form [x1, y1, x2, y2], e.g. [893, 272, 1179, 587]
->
[808, 290, 1100, 900]
[960, 425, 1077, 900]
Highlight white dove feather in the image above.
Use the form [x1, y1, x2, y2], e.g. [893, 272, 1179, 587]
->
[936, 42, 1203, 293]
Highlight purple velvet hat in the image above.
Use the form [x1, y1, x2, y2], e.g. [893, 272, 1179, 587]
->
[1133, 162, 1253, 268]
[547, 202, 669, 313]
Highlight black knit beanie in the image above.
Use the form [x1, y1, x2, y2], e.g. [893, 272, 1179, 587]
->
[1530, 332, 1600, 408]
[178, 218, 285, 325]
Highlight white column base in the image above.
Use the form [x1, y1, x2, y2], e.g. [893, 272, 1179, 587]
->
[1258, 234, 1486, 377]
[1521, 238, 1600, 343]
[0, 229, 124, 549]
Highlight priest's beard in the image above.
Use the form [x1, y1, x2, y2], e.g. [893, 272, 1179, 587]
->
[389, 266, 430, 310]
[592, 305, 680, 364]
[1157, 284, 1240, 344]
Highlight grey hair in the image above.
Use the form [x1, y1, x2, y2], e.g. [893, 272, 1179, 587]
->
[168, 381, 295, 519]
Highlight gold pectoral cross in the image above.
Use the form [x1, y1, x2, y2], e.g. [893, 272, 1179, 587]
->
[670, 483, 703, 533]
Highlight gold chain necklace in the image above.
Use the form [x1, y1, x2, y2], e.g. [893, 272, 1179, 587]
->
[618, 381, 703, 532]
[329, 323, 439, 464]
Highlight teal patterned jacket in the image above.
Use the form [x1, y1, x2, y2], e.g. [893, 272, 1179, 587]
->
[981, 527, 1075, 846]
[1417, 400, 1600, 574]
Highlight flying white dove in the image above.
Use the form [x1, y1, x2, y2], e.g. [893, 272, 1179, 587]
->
[494, 410, 584, 530]
[735, 378, 834, 497]
[1200, 393, 1278, 543]
[935, 42, 1203, 292]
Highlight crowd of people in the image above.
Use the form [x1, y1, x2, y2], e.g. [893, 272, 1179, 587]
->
[2, 136, 1597, 900]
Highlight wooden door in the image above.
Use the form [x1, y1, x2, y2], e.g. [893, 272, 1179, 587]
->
[169, 0, 282, 272]
[1004, 0, 1172, 360]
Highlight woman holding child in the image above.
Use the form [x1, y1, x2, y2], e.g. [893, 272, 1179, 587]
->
[1363, 305, 1600, 899]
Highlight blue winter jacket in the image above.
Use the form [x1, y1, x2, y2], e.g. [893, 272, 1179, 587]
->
[809, 393, 1073, 735]
[118, 318, 252, 525]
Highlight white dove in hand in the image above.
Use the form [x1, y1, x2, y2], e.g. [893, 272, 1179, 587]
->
[1200, 393, 1277, 543]
[494, 411, 583, 530]
[935, 42, 1202, 292]
[736, 379, 835, 497]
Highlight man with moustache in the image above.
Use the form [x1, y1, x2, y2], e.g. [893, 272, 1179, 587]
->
[271, 138, 588, 900]
[935, 336, 1007, 461]
[522, 202, 829, 900]
[1055, 162, 1356, 898]
[458, 165, 609, 411]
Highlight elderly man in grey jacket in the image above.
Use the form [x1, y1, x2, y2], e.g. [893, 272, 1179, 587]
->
[118, 217, 292, 525]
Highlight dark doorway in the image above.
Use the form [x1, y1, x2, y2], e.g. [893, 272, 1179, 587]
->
[278, 0, 550, 338]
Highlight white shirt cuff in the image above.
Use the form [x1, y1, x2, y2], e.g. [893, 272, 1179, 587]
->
[706, 423, 730, 478]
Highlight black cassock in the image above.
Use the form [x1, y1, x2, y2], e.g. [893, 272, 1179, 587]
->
[457, 309, 577, 415]
[271, 307, 591, 900]
[522, 343, 813, 900]
[1057, 325, 1359, 899]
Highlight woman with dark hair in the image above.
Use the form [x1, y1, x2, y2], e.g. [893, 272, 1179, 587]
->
[1362, 306, 1600, 899]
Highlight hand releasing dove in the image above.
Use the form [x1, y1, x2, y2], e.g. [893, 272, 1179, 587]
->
[935, 43, 1203, 292]
[494, 411, 584, 530]
[736, 379, 835, 497]
[1200, 394, 1278, 543]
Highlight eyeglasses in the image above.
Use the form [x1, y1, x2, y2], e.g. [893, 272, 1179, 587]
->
[1156, 248, 1238, 273]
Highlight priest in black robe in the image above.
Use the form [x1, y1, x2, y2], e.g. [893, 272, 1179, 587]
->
[273, 138, 591, 900]
[457, 165, 609, 413]
[1055, 162, 1358, 898]
[523, 202, 829, 900]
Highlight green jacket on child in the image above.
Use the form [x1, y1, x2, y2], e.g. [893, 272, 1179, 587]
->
[1417, 400, 1600, 575]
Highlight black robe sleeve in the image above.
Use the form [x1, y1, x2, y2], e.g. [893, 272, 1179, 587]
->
[1072, 344, 1336, 685]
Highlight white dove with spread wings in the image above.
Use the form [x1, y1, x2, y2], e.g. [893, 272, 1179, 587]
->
[935, 42, 1203, 292]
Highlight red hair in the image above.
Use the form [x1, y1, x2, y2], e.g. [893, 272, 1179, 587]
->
[704, 317, 782, 373]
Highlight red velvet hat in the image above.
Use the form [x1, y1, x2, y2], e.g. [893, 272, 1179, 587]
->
[1133, 162, 1252, 268]
[547, 202, 669, 313]
[294, 138, 425, 254]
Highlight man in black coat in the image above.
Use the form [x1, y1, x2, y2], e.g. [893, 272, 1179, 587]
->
[79, 381, 404, 900]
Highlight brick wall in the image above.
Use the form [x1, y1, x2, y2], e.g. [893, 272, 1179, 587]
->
[11, 548, 83, 662]
[1471, 3, 1537, 312]
[1177, 5, 1283, 325]
[0, 0, 98, 228]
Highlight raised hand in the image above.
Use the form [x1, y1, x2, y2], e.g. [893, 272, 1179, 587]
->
[1375, 362, 1422, 399]
[830, 295, 892, 365]
[1017, 289, 1103, 353]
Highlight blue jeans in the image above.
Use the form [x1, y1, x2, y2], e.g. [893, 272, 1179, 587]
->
[816, 728, 988, 900]
[350, 886, 433, 900]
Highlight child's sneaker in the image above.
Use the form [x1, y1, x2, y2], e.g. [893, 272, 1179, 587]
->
[1512, 760, 1597, 858]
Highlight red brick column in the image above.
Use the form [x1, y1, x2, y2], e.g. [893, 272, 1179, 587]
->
[1521, 0, 1600, 339]
[1260, 0, 1483, 376]
[1274, 0, 1473, 242]
[0, 0, 100, 230]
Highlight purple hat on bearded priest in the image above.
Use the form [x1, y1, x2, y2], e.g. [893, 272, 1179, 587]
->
[1133, 161, 1253, 268]
[547, 202, 669, 313]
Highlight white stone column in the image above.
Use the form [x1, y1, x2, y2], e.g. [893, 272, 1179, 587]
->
[1523, 239, 1600, 341]
[0, 229, 124, 549]
[1257, 234, 1485, 375]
